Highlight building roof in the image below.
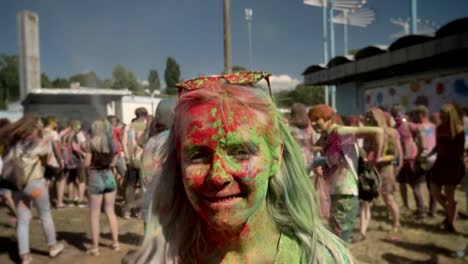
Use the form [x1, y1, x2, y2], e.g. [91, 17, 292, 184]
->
[31, 87, 131, 96]
[303, 17, 468, 85]
[23, 87, 132, 105]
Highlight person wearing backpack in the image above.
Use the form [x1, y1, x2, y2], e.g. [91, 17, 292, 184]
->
[42, 116, 66, 209]
[61, 120, 87, 208]
[121, 107, 148, 219]
[352, 108, 404, 243]
[308, 104, 384, 244]
[0, 115, 64, 264]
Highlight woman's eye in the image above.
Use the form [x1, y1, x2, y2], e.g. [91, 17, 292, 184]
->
[228, 147, 256, 160]
[188, 152, 210, 163]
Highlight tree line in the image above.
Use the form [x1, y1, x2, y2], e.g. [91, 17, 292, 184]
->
[0, 54, 182, 109]
[1, 53, 324, 110]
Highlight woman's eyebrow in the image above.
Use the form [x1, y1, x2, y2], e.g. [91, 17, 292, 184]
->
[182, 145, 211, 154]
[225, 141, 259, 151]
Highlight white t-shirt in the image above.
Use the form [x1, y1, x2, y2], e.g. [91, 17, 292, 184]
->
[42, 127, 61, 168]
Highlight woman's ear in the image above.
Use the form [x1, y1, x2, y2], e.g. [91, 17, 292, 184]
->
[270, 143, 284, 177]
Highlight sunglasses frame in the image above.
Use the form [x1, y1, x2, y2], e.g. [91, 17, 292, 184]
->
[175, 71, 273, 98]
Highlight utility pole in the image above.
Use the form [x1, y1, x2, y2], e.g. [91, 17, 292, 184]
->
[245, 8, 253, 70]
[410, 0, 418, 34]
[224, 0, 232, 74]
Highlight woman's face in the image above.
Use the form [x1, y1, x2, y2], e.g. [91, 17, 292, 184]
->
[310, 117, 331, 134]
[180, 102, 278, 231]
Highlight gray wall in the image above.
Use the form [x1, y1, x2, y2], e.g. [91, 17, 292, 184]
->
[24, 103, 107, 128]
[335, 82, 365, 115]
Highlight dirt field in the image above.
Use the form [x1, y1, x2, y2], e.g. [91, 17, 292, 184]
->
[0, 187, 467, 264]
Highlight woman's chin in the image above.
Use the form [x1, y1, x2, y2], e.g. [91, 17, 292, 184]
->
[203, 216, 246, 232]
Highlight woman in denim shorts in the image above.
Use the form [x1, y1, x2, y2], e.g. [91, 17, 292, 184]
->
[86, 119, 119, 255]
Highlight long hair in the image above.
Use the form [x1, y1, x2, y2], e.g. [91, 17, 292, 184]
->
[132, 82, 352, 263]
[0, 114, 43, 150]
[90, 119, 114, 154]
[439, 104, 463, 138]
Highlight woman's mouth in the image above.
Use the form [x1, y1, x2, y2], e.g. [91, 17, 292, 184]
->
[202, 193, 245, 206]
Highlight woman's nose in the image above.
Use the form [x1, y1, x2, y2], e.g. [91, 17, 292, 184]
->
[206, 154, 232, 188]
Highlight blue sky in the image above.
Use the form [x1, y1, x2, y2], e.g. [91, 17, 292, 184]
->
[1, 0, 467, 90]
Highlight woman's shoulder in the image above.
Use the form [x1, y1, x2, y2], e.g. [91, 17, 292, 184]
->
[275, 234, 303, 263]
[276, 233, 353, 264]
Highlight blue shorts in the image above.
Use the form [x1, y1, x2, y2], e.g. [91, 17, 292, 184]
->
[88, 169, 116, 195]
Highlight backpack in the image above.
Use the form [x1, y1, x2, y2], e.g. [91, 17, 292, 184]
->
[0, 143, 42, 191]
[126, 120, 146, 168]
[356, 154, 381, 201]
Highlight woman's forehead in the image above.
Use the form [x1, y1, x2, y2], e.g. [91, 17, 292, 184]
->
[179, 102, 269, 142]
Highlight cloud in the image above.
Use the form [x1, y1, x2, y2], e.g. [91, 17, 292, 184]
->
[260, 74, 301, 93]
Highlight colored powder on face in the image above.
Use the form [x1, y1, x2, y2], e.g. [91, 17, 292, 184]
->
[211, 107, 218, 117]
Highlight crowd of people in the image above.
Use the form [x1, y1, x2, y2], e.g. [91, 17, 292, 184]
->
[0, 71, 467, 263]
[0, 100, 175, 263]
[289, 101, 468, 244]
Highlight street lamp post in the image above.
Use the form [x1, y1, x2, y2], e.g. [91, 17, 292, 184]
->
[245, 8, 253, 70]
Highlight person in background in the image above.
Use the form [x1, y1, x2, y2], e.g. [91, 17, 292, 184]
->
[1, 115, 64, 264]
[85, 119, 120, 256]
[391, 106, 423, 217]
[289, 103, 315, 171]
[0, 118, 16, 219]
[355, 108, 403, 243]
[42, 116, 66, 209]
[107, 115, 126, 190]
[308, 104, 383, 244]
[62, 120, 87, 208]
[311, 157, 330, 221]
[428, 104, 465, 233]
[139, 98, 176, 232]
[463, 108, 468, 218]
[413, 106, 438, 218]
[121, 107, 148, 219]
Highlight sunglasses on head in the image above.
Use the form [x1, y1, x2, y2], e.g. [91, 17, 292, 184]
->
[175, 71, 272, 98]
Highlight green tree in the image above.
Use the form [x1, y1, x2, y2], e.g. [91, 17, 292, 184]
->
[69, 71, 102, 87]
[0, 54, 19, 108]
[41, 73, 52, 88]
[51, 78, 70, 88]
[274, 84, 325, 108]
[232, 65, 248, 73]
[164, 57, 181, 94]
[126, 70, 142, 94]
[148, 69, 161, 93]
[111, 64, 141, 94]
[112, 64, 128, 89]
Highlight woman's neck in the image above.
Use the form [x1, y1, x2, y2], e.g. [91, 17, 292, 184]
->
[203, 202, 280, 263]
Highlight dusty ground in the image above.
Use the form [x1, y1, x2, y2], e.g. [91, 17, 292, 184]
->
[0, 187, 467, 264]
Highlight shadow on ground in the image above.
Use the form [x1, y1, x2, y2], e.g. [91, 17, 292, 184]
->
[382, 253, 437, 264]
[102, 232, 143, 246]
[381, 238, 453, 257]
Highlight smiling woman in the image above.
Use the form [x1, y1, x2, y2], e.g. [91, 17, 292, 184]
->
[127, 72, 354, 263]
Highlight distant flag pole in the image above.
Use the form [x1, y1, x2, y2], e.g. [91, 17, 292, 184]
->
[304, 0, 330, 105]
[304, 0, 367, 110]
[410, 0, 417, 34]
